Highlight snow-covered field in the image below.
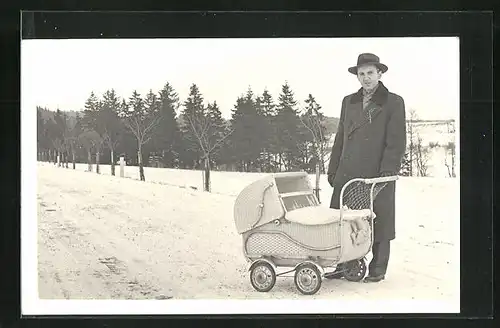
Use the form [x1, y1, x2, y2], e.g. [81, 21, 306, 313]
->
[33, 161, 460, 313]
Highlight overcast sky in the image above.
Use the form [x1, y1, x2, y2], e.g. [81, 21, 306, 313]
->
[22, 37, 459, 120]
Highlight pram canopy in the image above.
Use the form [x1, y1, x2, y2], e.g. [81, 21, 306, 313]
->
[234, 172, 319, 234]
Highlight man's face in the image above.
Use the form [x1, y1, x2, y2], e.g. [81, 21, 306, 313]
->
[356, 64, 382, 90]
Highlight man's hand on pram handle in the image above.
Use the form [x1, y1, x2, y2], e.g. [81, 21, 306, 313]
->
[362, 172, 398, 185]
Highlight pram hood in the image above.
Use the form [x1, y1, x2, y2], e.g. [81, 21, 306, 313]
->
[234, 172, 315, 234]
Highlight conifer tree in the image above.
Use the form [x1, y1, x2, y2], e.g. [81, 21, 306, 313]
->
[67, 113, 83, 169]
[228, 88, 264, 172]
[101, 89, 124, 175]
[82, 92, 104, 172]
[153, 82, 183, 168]
[206, 101, 227, 168]
[82, 91, 100, 131]
[182, 84, 234, 190]
[180, 84, 206, 168]
[275, 82, 304, 171]
[52, 109, 69, 167]
[259, 89, 278, 172]
[37, 107, 47, 161]
[42, 112, 58, 163]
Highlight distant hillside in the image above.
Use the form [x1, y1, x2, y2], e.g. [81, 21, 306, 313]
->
[322, 117, 455, 136]
[410, 119, 455, 124]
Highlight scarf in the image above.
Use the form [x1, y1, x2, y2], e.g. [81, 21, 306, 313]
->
[362, 82, 380, 109]
[361, 83, 380, 123]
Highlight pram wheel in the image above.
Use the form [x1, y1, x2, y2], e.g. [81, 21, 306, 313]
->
[294, 263, 322, 295]
[250, 261, 276, 292]
[343, 259, 367, 282]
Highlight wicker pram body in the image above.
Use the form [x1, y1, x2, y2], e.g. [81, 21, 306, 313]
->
[233, 171, 397, 295]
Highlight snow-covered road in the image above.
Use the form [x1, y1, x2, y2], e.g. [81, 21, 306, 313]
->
[35, 162, 459, 309]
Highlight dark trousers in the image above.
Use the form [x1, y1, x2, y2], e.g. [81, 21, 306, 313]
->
[368, 240, 391, 276]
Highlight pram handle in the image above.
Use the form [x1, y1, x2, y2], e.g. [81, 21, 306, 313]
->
[361, 175, 399, 185]
[339, 175, 398, 209]
[337, 175, 398, 263]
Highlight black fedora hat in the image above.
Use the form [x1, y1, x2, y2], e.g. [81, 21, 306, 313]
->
[348, 53, 388, 75]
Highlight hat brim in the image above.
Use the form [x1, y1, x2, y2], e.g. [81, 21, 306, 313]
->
[348, 62, 388, 75]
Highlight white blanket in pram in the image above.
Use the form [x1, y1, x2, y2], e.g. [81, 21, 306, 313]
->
[284, 206, 374, 246]
[284, 206, 374, 225]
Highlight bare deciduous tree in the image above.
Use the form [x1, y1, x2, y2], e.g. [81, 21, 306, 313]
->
[52, 138, 64, 167]
[119, 91, 162, 181]
[406, 108, 419, 176]
[62, 140, 70, 168]
[101, 90, 124, 176]
[102, 126, 120, 175]
[94, 137, 104, 174]
[124, 115, 160, 180]
[184, 112, 234, 192]
[67, 136, 79, 170]
[61, 113, 79, 169]
[444, 141, 456, 177]
[414, 135, 430, 177]
[78, 130, 101, 173]
[298, 96, 331, 202]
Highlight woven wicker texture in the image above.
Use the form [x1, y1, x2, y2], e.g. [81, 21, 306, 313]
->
[243, 213, 372, 260]
[341, 180, 387, 210]
[236, 173, 393, 267]
[245, 232, 341, 258]
[234, 176, 284, 234]
[250, 220, 341, 249]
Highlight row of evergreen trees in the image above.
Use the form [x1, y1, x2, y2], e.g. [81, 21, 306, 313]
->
[37, 81, 333, 187]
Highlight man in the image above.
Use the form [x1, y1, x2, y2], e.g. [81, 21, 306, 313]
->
[325, 53, 407, 283]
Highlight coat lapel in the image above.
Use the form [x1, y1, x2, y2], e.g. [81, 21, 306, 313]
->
[347, 82, 389, 136]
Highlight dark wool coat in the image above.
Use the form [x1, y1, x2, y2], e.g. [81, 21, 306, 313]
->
[327, 82, 407, 242]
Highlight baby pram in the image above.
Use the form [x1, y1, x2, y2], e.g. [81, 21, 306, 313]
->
[233, 171, 397, 295]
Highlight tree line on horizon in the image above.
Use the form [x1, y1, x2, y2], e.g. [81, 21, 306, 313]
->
[36, 81, 336, 191]
[36, 81, 457, 193]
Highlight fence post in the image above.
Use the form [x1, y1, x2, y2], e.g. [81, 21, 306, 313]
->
[202, 168, 205, 191]
[315, 162, 321, 203]
[120, 156, 125, 177]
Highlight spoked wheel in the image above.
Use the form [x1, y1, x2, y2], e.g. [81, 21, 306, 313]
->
[294, 263, 322, 295]
[343, 258, 367, 282]
[250, 261, 276, 292]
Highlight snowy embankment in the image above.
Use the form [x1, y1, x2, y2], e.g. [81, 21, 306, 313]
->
[36, 162, 459, 310]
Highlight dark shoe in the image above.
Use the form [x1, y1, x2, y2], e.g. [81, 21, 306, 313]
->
[324, 265, 346, 279]
[363, 274, 385, 283]
[324, 271, 344, 279]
